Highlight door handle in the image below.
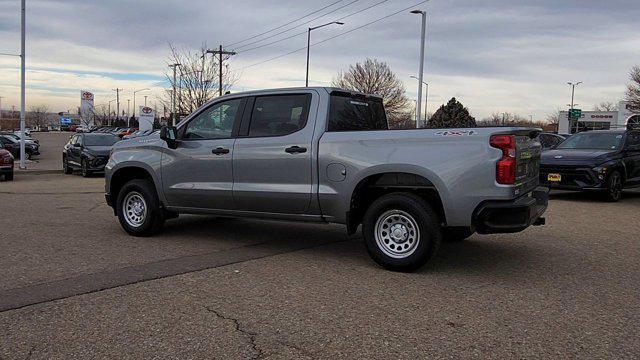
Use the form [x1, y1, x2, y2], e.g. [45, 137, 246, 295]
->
[285, 146, 307, 154]
[212, 147, 230, 155]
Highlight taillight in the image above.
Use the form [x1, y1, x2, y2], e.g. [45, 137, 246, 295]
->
[490, 135, 516, 184]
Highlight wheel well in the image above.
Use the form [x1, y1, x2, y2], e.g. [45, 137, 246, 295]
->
[110, 167, 155, 205]
[347, 172, 446, 235]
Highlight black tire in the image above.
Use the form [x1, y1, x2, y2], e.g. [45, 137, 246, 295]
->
[5, 172, 13, 181]
[63, 156, 73, 174]
[604, 170, 623, 202]
[362, 192, 442, 272]
[116, 179, 165, 236]
[81, 158, 91, 178]
[442, 227, 475, 242]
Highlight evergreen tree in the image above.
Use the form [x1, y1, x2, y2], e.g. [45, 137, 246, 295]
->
[427, 97, 476, 128]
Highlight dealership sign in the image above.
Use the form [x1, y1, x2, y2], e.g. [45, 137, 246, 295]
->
[80, 90, 95, 126]
[138, 106, 155, 131]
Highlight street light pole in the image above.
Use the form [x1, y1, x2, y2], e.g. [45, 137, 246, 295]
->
[169, 63, 181, 126]
[410, 76, 428, 125]
[568, 81, 582, 133]
[19, 0, 26, 169]
[133, 88, 150, 121]
[306, 21, 344, 87]
[411, 9, 426, 129]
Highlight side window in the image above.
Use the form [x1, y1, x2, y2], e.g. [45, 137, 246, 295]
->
[248, 94, 311, 137]
[183, 99, 242, 140]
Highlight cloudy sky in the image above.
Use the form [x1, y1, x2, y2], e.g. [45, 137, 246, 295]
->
[0, 0, 639, 120]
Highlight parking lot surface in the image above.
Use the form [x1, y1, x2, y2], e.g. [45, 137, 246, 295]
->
[1, 170, 640, 358]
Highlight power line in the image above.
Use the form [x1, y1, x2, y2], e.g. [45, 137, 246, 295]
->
[236, 0, 429, 71]
[225, 0, 345, 47]
[239, 0, 390, 54]
[233, 0, 360, 51]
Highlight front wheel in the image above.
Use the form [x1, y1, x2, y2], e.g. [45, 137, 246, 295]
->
[362, 193, 442, 272]
[605, 170, 623, 202]
[81, 158, 91, 177]
[116, 179, 165, 236]
[63, 156, 73, 174]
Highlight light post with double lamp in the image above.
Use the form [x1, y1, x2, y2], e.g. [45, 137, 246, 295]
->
[567, 81, 582, 133]
[410, 75, 428, 126]
[108, 99, 116, 125]
[306, 21, 344, 87]
[410, 9, 427, 129]
[132, 88, 150, 122]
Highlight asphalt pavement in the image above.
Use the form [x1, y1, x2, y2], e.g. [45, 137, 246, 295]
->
[1, 139, 639, 358]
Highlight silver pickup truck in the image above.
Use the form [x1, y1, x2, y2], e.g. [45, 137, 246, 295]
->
[105, 87, 548, 271]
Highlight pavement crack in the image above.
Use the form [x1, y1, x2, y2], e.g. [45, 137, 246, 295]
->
[204, 306, 264, 359]
[23, 346, 35, 360]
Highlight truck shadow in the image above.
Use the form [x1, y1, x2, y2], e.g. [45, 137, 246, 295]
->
[157, 215, 545, 279]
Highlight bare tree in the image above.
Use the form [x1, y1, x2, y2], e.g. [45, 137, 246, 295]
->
[626, 65, 640, 111]
[28, 105, 49, 128]
[593, 101, 616, 111]
[546, 111, 561, 131]
[332, 58, 411, 128]
[161, 43, 240, 118]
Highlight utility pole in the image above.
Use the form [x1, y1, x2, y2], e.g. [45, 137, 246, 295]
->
[144, 95, 148, 106]
[206, 46, 236, 96]
[168, 63, 181, 126]
[19, 0, 26, 169]
[411, 10, 427, 129]
[568, 81, 582, 133]
[127, 99, 130, 125]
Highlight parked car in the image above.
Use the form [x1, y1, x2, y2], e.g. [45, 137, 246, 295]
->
[116, 127, 137, 138]
[538, 132, 566, 149]
[63, 133, 120, 177]
[104, 87, 548, 271]
[540, 129, 640, 201]
[0, 134, 40, 159]
[0, 141, 14, 181]
[1, 132, 39, 146]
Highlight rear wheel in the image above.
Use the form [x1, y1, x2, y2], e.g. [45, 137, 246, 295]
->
[116, 179, 164, 236]
[442, 227, 475, 242]
[363, 193, 442, 272]
[604, 170, 623, 202]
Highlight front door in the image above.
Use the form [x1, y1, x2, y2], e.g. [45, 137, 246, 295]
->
[161, 98, 244, 210]
[233, 93, 315, 214]
[623, 131, 640, 185]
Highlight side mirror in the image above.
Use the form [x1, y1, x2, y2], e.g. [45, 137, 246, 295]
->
[73, 143, 81, 147]
[160, 126, 178, 148]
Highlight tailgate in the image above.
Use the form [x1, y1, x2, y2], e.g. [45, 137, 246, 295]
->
[515, 130, 542, 194]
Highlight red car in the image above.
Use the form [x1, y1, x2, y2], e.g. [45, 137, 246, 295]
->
[0, 141, 15, 181]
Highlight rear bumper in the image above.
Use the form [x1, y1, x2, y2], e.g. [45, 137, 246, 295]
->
[473, 187, 548, 234]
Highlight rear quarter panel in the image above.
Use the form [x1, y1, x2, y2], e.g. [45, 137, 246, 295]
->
[318, 128, 526, 226]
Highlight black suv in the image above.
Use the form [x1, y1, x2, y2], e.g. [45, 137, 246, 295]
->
[62, 133, 119, 177]
[540, 128, 640, 201]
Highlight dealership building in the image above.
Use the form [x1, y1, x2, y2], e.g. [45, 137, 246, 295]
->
[558, 101, 640, 134]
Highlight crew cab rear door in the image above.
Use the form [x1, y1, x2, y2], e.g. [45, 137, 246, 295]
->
[232, 92, 315, 214]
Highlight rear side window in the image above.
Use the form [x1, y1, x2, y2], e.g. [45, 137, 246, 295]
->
[248, 94, 311, 137]
[328, 95, 388, 131]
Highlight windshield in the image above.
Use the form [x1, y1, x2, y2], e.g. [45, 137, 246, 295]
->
[84, 135, 119, 146]
[557, 132, 623, 150]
